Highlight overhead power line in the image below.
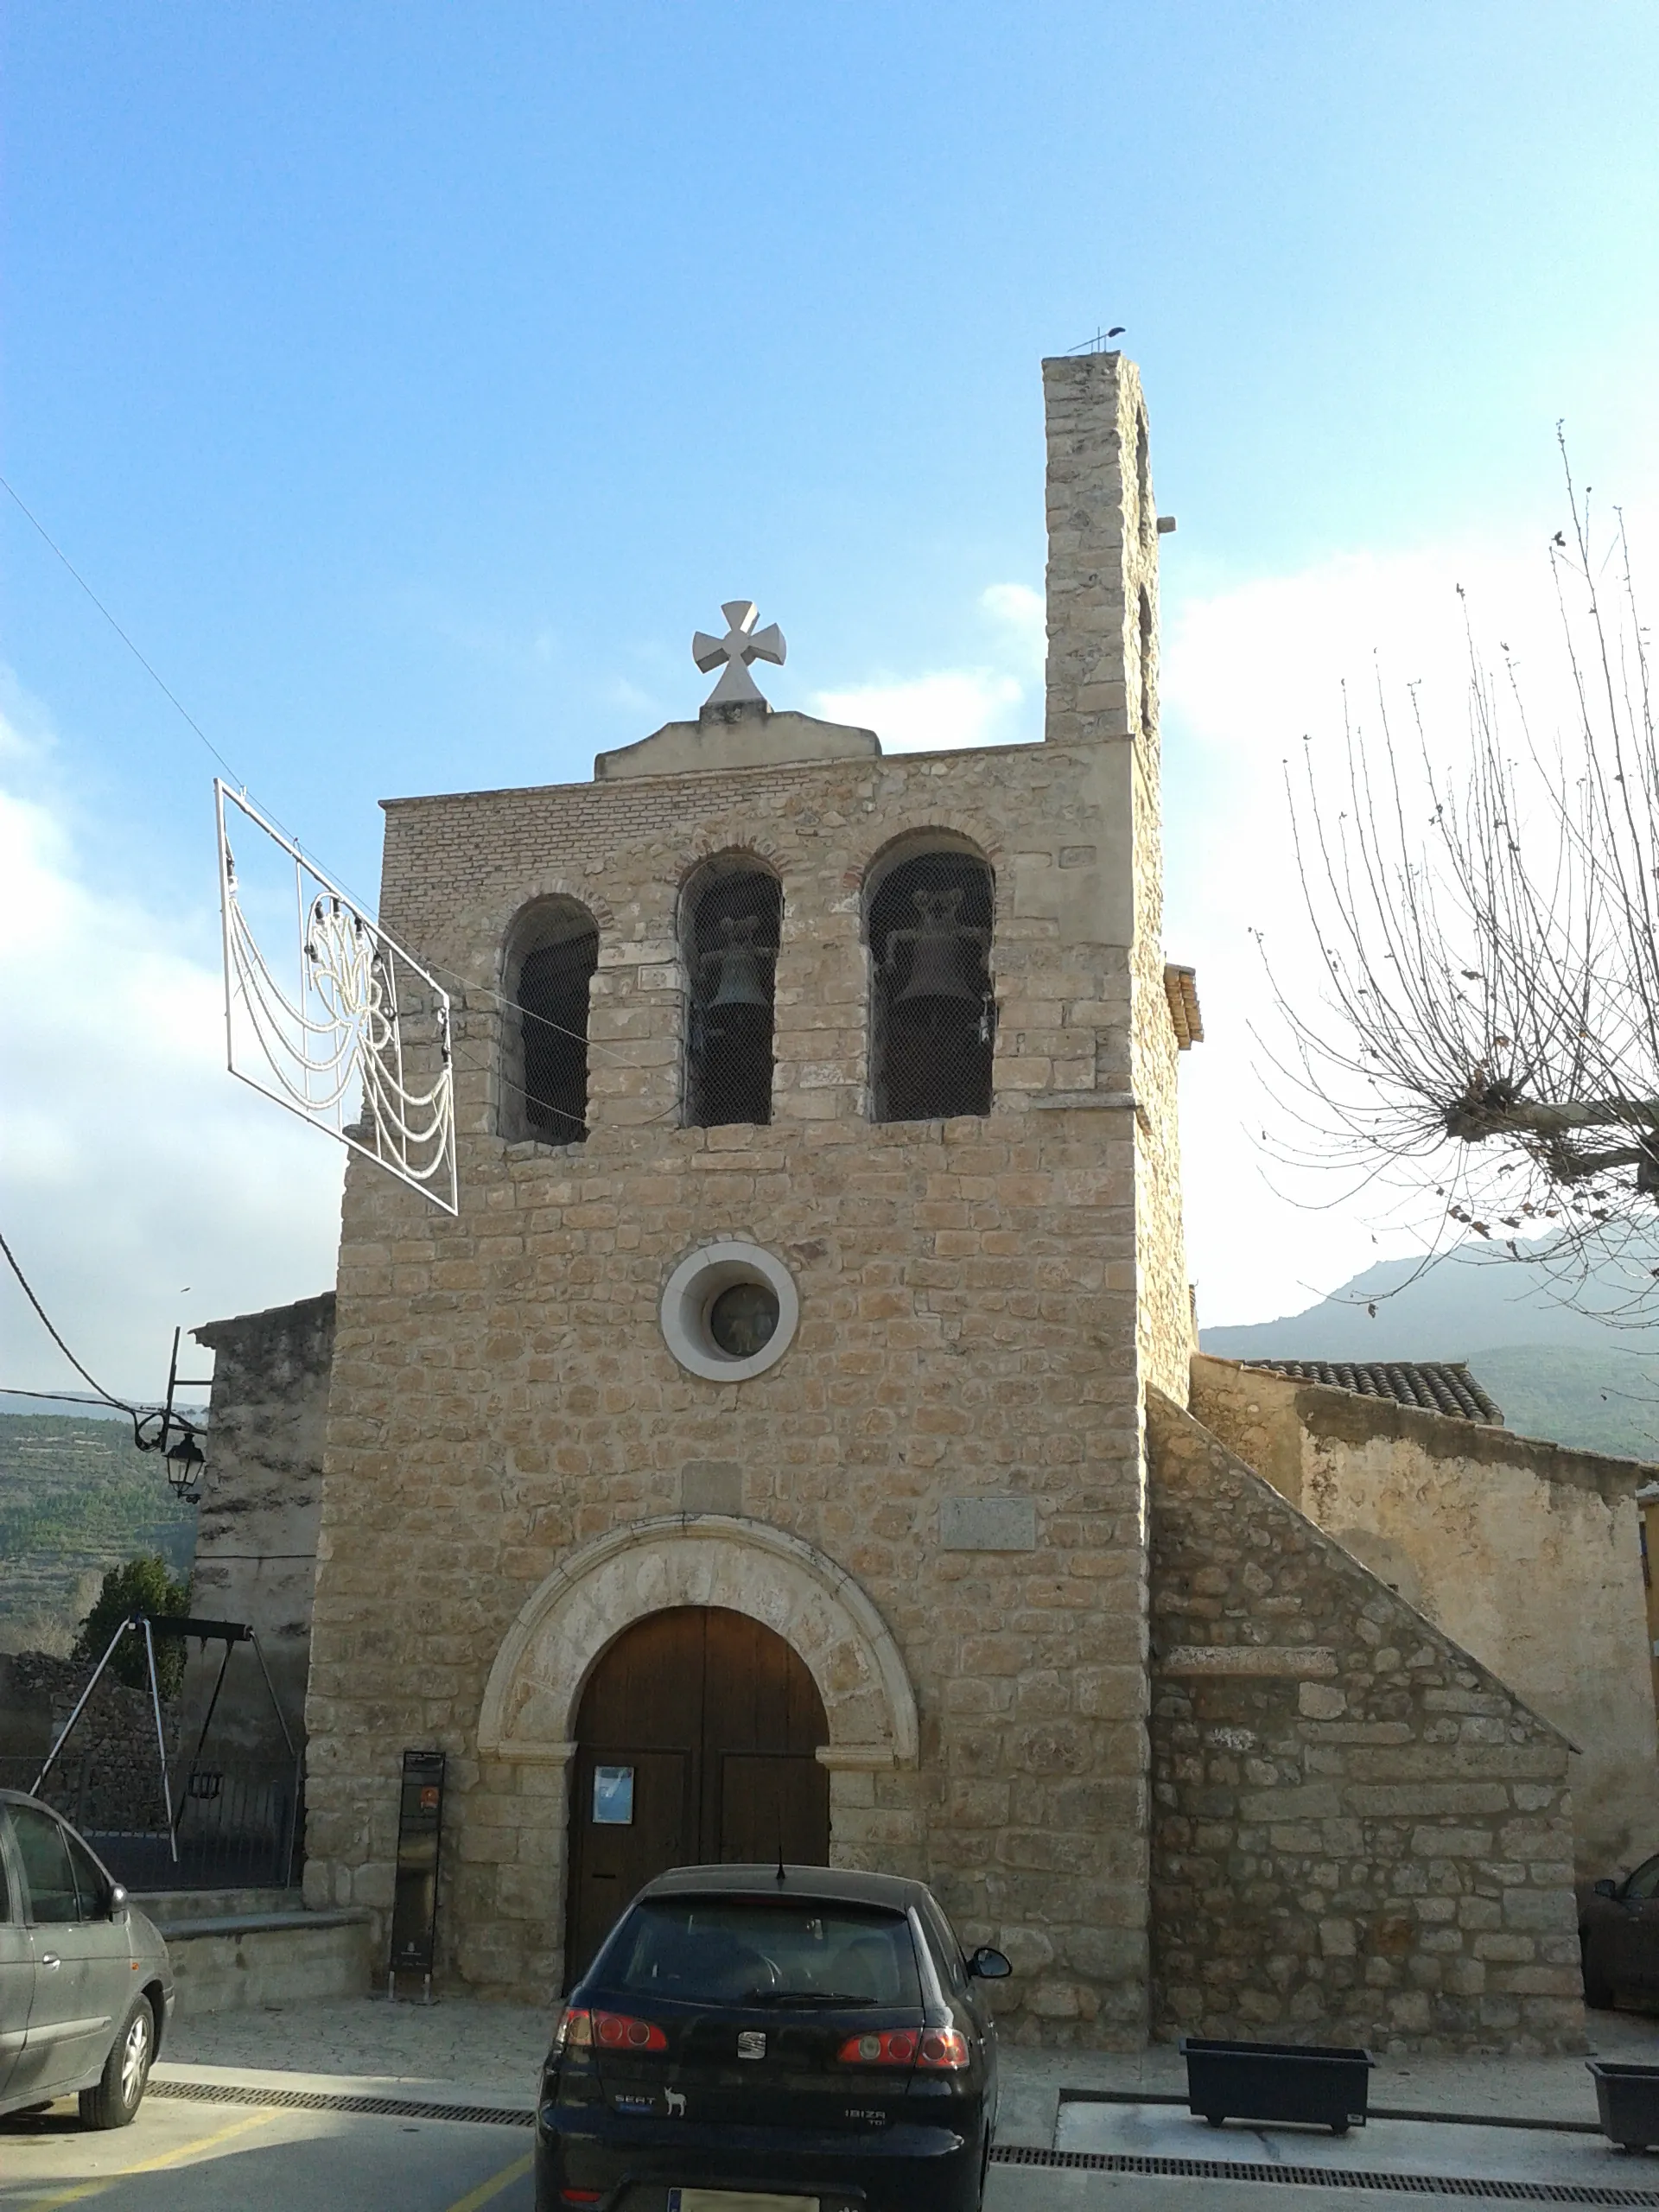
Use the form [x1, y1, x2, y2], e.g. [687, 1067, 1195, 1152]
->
[0, 474, 245, 788]
[0, 1225, 137, 1417]
[3, 476, 697, 1135]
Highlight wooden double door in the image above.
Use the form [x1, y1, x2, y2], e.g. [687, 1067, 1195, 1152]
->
[565, 1605, 830, 1980]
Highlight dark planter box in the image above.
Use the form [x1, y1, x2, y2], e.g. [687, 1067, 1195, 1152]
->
[1588, 2061, 1659, 2152]
[1180, 2037, 1374, 2135]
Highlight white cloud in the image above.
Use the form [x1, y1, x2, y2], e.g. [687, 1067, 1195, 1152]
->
[978, 582, 1046, 675]
[0, 716, 344, 1403]
[812, 581, 1043, 753]
[815, 667, 1026, 753]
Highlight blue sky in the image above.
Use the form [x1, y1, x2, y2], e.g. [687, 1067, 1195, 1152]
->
[3, 3, 1658, 1395]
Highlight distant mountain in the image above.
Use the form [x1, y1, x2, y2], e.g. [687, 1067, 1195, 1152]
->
[0, 1395, 130, 1421]
[0, 1414, 197, 1656]
[1201, 1252, 1659, 1464]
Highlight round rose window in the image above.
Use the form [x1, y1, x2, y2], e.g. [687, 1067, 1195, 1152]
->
[660, 1242, 799, 1382]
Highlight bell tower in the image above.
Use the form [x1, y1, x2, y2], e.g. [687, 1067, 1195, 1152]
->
[307, 352, 1195, 2046]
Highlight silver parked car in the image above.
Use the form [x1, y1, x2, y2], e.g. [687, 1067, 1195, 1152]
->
[0, 1789, 175, 2126]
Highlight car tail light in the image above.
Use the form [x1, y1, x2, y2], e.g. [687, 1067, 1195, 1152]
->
[837, 2029, 918, 2065]
[837, 2025, 970, 2069]
[555, 2005, 668, 2054]
[593, 2010, 668, 2052]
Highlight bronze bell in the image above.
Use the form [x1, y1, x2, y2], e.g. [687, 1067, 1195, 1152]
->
[703, 915, 772, 1010]
[891, 889, 981, 1008]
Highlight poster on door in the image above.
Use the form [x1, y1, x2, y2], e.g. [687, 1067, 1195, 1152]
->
[593, 1764, 635, 1825]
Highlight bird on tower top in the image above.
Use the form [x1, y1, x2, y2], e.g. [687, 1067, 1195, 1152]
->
[693, 601, 786, 709]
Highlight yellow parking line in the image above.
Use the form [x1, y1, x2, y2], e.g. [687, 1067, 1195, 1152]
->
[20, 2108, 280, 2208]
[441, 2150, 533, 2212]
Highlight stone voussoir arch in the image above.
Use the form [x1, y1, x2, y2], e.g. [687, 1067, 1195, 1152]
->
[437, 881, 620, 997]
[664, 836, 789, 920]
[476, 1515, 919, 1772]
[855, 815, 1007, 910]
[495, 880, 618, 969]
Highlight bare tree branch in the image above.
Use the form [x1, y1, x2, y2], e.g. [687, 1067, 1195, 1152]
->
[1262, 437, 1659, 1320]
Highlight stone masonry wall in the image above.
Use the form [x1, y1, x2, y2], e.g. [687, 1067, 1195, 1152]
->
[1044, 352, 1190, 1404]
[1044, 352, 1149, 751]
[1128, 738, 1191, 1406]
[1, 1651, 181, 1829]
[184, 1294, 334, 1770]
[308, 736, 1160, 2041]
[1191, 1354, 1659, 1877]
[1148, 1389, 1583, 2054]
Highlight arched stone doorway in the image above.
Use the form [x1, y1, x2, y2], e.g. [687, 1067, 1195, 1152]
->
[476, 1516, 919, 1770]
[566, 1605, 830, 1976]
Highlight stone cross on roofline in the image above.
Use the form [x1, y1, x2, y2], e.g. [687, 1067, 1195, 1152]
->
[693, 601, 786, 709]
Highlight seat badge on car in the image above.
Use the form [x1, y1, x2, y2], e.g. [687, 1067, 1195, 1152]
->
[737, 2030, 766, 2060]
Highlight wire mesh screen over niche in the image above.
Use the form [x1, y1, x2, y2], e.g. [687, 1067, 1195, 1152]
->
[685, 865, 782, 1128]
[869, 849, 995, 1122]
[510, 900, 600, 1143]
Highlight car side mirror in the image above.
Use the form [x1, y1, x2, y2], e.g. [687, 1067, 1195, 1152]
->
[107, 1883, 129, 1917]
[1594, 1879, 1619, 1898]
[967, 1946, 1012, 1980]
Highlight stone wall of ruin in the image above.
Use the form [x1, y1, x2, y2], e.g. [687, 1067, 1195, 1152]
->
[1190, 1354, 1659, 1877]
[1147, 1389, 1583, 2054]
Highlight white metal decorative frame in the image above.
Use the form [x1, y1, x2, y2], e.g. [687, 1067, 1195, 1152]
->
[214, 779, 457, 1213]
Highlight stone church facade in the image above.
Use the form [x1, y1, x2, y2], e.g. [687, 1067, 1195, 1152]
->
[302, 353, 1585, 2050]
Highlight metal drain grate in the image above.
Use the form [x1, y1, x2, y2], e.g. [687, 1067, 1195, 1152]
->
[991, 2142, 1659, 2203]
[149, 2078, 533, 2127]
[147, 2084, 1658, 2203]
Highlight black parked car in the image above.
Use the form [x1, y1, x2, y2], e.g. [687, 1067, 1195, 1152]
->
[1580, 1851, 1659, 2009]
[536, 1863, 1010, 2212]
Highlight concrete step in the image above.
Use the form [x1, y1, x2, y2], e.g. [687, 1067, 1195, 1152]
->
[143, 1891, 374, 2018]
[139, 1886, 300, 1929]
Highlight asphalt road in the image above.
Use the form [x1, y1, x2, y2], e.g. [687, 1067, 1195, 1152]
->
[0, 2093, 1363, 2212]
[0, 2097, 535, 2212]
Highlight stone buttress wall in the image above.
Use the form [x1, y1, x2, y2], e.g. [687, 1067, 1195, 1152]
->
[307, 737, 1154, 2044]
[1148, 1389, 1582, 2055]
[1191, 1355, 1659, 1876]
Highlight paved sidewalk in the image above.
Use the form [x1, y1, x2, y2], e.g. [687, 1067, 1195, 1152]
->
[157, 1994, 1659, 2147]
[160, 1994, 555, 2107]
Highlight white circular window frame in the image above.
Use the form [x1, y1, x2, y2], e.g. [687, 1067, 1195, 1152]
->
[660, 1240, 800, 1382]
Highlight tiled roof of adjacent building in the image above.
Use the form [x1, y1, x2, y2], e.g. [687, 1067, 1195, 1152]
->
[1237, 1359, 1504, 1425]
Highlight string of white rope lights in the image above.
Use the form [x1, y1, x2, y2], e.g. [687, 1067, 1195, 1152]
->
[215, 780, 457, 1214]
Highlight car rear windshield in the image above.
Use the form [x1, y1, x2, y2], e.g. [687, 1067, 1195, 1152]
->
[600, 1897, 923, 2009]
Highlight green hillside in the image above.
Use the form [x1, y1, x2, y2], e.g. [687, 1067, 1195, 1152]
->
[1464, 1345, 1659, 1465]
[0, 1414, 197, 1656]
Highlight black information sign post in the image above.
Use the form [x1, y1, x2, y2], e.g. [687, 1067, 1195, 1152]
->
[388, 1749, 445, 2004]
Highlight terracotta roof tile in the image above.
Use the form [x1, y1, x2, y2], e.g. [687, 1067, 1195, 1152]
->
[1237, 1358, 1504, 1425]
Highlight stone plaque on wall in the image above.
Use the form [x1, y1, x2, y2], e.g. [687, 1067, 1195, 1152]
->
[940, 1496, 1037, 1552]
[681, 1460, 743, 1516]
